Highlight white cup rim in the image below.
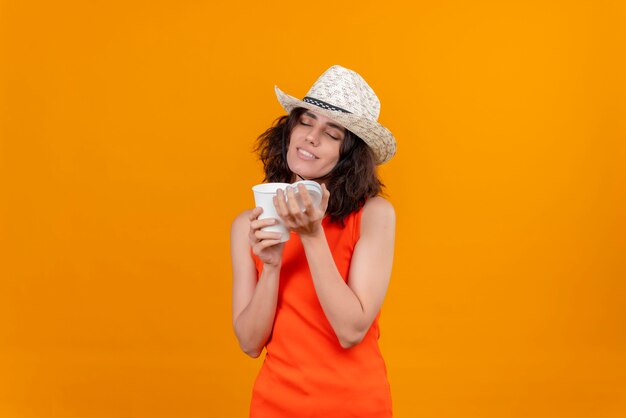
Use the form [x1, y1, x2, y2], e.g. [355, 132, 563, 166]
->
[291, 180, 322, 194]
[252, 182, 290, 194]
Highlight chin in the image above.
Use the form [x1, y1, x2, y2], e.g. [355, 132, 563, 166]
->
[287, 161, 313, 179]
[287, 157, 336, 180]
[292, 169, 317, 180]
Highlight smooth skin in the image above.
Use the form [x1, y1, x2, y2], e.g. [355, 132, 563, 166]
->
[231, 110, 395, 357]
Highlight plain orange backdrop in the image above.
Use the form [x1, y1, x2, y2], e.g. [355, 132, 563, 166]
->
[1, 1, 625, 417]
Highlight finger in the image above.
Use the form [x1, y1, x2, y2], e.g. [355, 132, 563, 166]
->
[254, 230, 283, 241]
[285, 186, 301, 214]
[250, 218, 277, 231]
[248, 207, 263, 221]
[299, 184, 315, 214]
[250, 224, 279, 244]
[274, 189, 290, 218]
[255, 239, 283, 251]
[286, 186, 308, 227]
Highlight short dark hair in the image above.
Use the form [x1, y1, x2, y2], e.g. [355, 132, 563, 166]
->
[254, 107, 384, 226]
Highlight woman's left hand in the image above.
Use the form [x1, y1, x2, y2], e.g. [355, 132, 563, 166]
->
[274, 183, 330, 237]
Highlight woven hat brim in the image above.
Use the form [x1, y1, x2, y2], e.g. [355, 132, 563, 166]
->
[274, 86, 396, 165]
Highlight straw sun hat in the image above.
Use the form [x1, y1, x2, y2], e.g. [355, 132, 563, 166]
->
[274, 65, 396, 165]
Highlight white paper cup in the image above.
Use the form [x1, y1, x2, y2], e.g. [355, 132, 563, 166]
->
[252, 182, 290, 242]
[252, 181, 323, 243]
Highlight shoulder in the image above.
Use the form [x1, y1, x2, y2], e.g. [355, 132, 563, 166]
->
[231, 209, 253, 236]
[360, 196, 395, 232]
[362, 196, 395, 221]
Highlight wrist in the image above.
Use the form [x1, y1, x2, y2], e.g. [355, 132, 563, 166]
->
[262, 263, 281, 275]
[299, 227, 325, 244]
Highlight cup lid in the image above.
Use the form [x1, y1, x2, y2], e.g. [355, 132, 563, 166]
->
[291, 180, 322, 208]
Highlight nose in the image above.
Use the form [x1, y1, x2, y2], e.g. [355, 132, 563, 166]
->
[305, 127, 321, 146]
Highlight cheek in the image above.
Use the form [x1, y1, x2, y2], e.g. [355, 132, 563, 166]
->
[286, 136, 297, 154]
[330, 143, 343, 162]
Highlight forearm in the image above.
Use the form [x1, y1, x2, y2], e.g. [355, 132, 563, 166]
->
[300, 231, 367, 348]
[234, 264, 280, 357]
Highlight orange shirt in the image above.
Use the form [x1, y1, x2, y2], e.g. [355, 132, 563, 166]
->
[250, 207, 392, 417]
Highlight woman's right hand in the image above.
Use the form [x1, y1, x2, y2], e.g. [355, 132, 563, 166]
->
[248, 207, 285, 267]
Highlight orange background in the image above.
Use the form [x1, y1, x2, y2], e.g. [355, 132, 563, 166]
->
[1, 1, 625, 417]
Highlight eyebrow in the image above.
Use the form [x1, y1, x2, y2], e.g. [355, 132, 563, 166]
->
[303, 111, 345, 132]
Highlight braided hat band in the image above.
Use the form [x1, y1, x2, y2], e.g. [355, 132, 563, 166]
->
[274, 65, 397, 165]
[302, 97, 351, 114]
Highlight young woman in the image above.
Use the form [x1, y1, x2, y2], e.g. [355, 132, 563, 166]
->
[231, 65, 397, 417]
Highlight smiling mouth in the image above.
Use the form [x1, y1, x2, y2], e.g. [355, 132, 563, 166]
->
[297, 148, 318, 160]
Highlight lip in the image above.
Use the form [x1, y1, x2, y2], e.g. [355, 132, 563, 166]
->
[296, 147, 319, 160]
